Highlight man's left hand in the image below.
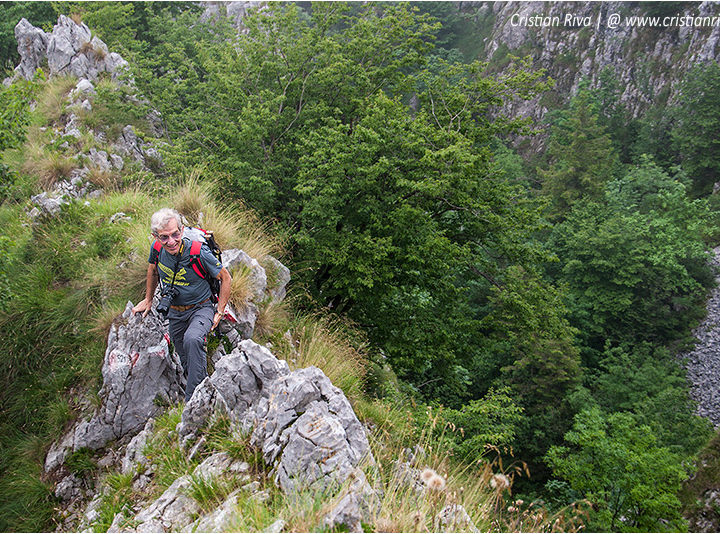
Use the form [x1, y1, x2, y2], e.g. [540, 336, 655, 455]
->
[211, 311, 222, 331]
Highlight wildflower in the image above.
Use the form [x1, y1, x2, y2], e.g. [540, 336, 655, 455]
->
[427, 473, 446, 492]
[490, 473, 510, 490]
[420, 468, 437, 484]
[508, 506, 517, 513]
[376, 517, 397, 532]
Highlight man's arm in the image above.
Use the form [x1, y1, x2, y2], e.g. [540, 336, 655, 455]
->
[211, 267, 232, 330]
[132, 263, 158, 317]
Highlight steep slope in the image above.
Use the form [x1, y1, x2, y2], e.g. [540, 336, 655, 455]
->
[461, 1, 720, 121]
[0, 14, 581, 533]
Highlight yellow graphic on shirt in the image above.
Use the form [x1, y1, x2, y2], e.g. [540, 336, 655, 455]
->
[158, 261, 190, 286]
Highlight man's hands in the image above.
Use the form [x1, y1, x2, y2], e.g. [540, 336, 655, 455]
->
[132, 298, 152, 318]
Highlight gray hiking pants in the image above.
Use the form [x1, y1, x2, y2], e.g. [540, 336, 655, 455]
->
[168, 301, 215, 402]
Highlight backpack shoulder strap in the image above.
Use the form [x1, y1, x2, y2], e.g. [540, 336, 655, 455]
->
[189, 240, 203, 256]
[189, 240, 208, 279]
[150, 240, 162, 264]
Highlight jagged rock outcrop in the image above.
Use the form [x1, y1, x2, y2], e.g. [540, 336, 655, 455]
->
[683, 246, 720, 426]
[176, 340, 290, 445]
[45, 302, 185, 474]
[199, 1, 264, 33]
[13, 17, 49, 80]
[100, 336, 373, 532]
[11, 14, 128, 83]
[244, 365, 372, 494]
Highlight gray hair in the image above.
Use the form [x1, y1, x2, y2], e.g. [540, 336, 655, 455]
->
[150, 208, 183, 235]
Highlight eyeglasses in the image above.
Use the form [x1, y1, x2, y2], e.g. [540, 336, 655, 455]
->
[156, 230, 182, 243]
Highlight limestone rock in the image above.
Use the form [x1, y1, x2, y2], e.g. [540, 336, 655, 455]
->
[185, 488, 242, 532]
[55, 474, 84, 502]
[45, 302, 184, 473]
[133, 475, 200, 532]
[323, 469, 377, 533]
[121, 418, 154, 475]
[13, 18, 49, 80]
[176, 340, 290, 444]
[244, 366, 372, 494]
[683, 247, 720, 427]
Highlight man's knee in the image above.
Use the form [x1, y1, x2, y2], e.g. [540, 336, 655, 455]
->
[183, 330, 206, 352]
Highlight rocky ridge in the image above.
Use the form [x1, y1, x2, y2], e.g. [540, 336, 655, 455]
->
[13, 13, 383, 534]
[11, 15, 163, 221]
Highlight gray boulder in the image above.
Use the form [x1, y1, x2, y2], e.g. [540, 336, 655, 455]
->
[45, 302, 184, 473]
[244, 366, 372, 494]
[13, 18, 48, 80]
[176, 340, 289, 445]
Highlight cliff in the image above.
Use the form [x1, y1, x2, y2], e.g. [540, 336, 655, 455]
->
[460, 1, 720, 123]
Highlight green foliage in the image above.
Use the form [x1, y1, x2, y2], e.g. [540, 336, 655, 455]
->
[591, 343, 712, 455]
[440, 387, 524, 460]
[0, 77, 39, 152]
[51, 2, 199, 58]
[538, 87, 620, 218]
[548, 158, 713, 355]
[672, 62, 720, 195]
[65, 447, 98, 476]
[143, 405, 198, 491]
[92, 471, 135, 532]
[546, 407, 688, 532]
[79, 79, 149, 139]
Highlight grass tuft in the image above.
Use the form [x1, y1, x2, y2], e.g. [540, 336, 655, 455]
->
[35, 75, 77, 125]
[288, 313, 367, 401]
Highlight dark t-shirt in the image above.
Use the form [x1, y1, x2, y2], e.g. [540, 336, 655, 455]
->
[148, 238, 222, 306]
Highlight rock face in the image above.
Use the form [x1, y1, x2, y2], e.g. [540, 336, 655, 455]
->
[244, 365, 371, 494]
[12, 15, 128, 82]
[467, 2, 720, 126]
[683, 247, 720, 427]
[177, 339, 373, 495]
[13, 17, 49, 79]
[45, 302, 185, 473]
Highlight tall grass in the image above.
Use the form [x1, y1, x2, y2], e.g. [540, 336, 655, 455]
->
[34, 75, 77, 125]
[288, 313, 367, 401]
[170, 168, 283, 259]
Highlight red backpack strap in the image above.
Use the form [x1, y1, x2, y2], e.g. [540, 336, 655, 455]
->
[150, 240, 162, 264]
[189, 240, 208, 279]
[189, 240, 203, 256]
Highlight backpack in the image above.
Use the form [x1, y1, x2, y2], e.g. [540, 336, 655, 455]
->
[150, 227, 223, 303]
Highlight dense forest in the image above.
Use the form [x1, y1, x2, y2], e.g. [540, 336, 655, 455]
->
[2, 2, 720, 532]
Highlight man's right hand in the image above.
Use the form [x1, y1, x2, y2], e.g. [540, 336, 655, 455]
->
[132, 298, 151, 317]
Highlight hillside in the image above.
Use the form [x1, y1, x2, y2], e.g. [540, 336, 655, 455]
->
[2, 2, 720, 533]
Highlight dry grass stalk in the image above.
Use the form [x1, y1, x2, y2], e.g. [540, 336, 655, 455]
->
[289, 313, 367, 401]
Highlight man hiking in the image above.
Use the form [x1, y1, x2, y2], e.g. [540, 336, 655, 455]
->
[132, 208, 232, 401]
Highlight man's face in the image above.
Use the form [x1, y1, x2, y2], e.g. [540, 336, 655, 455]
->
[157, 219, 183, 255]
